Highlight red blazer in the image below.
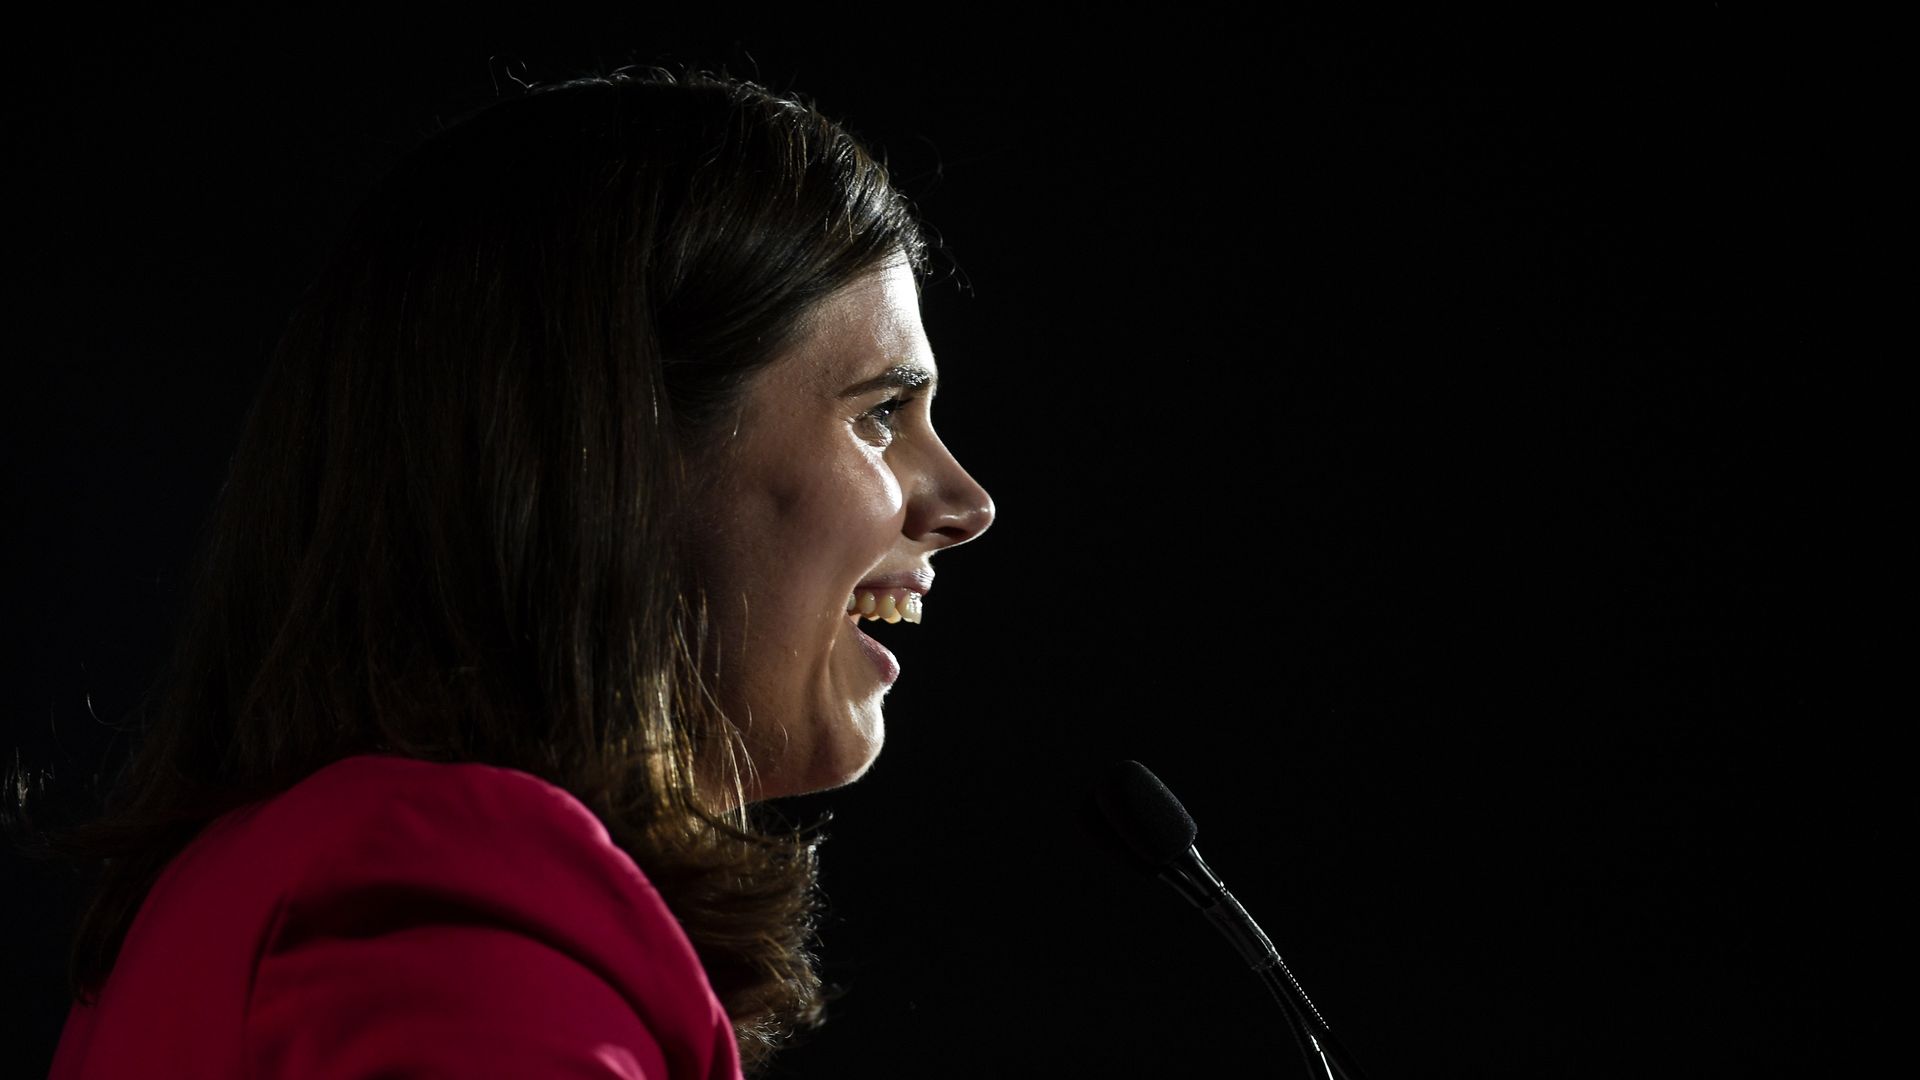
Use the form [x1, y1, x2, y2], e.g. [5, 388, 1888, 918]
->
[47, 754, 742, 1078]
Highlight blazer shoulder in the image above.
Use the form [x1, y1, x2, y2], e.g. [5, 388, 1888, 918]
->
[275, 754, 627, 866]
[252, 755, 736, 1074]
[246, 756, 738, 1078]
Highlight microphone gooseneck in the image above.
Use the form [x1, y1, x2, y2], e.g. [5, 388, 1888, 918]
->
[1091, 760, 1371, 1080]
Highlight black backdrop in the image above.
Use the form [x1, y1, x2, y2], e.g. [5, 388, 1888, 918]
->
[5, 12, 1849, 1078]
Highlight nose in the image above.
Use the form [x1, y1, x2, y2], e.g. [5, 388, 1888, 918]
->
[906, 432, 995, 551]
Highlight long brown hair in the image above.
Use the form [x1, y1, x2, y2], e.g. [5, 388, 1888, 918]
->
[6, 67, 928, 1068]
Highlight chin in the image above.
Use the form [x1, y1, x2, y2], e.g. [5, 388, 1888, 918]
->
[753, 720, 885, 801]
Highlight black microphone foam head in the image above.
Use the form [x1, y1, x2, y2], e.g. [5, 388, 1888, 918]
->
[1091, 759, 1198, 870]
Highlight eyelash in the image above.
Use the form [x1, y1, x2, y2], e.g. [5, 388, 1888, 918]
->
[859, 394, 915, 442]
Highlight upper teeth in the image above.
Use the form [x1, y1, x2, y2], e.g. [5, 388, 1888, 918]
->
[846, 590, 922, 624]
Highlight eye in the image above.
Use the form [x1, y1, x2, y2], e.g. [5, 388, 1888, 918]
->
[857, 394, 915, 444]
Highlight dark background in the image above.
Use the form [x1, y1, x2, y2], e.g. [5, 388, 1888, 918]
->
[5, 11, 1852, 1078]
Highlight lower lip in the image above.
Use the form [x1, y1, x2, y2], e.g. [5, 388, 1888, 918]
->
[850, 618, 900, 685]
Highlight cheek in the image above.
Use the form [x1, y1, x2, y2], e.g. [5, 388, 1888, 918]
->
[842, 453, 905, 529]
[721, 445, 904, 613]
[787, 452, 904, 555]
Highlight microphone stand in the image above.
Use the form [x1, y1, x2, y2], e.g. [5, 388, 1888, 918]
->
[1158, 844, 1371, 1080]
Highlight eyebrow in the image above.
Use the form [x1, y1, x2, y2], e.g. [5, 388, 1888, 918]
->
[838, 364, 936, 398]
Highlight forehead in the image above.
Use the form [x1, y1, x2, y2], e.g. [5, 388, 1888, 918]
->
[781, 262, 936, 392]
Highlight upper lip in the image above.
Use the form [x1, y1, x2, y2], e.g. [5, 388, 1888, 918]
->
[853, 568, 934, 595]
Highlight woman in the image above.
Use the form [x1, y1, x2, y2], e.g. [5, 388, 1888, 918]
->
[28, 67, 993, 1077]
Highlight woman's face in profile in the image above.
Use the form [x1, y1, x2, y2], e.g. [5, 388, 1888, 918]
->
[693, 261, 995, 802]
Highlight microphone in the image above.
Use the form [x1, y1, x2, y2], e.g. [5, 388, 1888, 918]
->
[1091, 759, 1371, 1080]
